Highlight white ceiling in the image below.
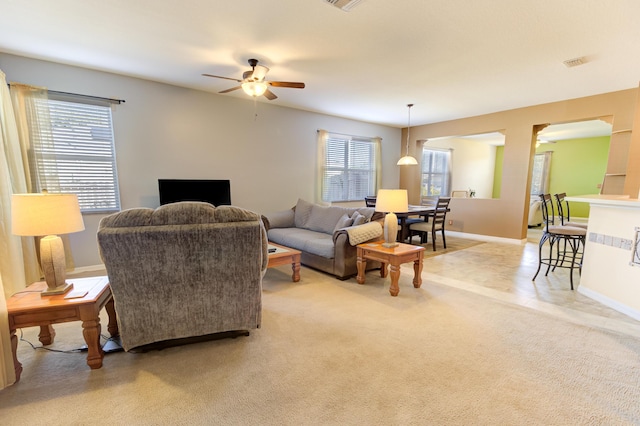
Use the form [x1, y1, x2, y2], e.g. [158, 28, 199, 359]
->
[2, 0, 640, 129]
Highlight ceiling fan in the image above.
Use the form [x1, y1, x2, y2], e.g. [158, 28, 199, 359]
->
[202, 59, 305, 100]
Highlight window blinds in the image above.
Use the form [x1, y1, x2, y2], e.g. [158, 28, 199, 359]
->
[32, 98, 120, 212]
[323, 135, 376, 202]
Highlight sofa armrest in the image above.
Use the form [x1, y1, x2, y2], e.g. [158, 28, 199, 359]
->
[333, 221, 383, 246]
[263, 208, 295, 230]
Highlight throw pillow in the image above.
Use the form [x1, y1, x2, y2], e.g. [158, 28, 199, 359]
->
[333, 213, 354, 233]
[267, 209, 295, 228]
[351, 211, 366, 226]
[306, 204, 350, 234]
[294, 199, 314, 228]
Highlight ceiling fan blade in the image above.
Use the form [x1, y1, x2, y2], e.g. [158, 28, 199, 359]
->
[202, 73, 242, 83]
[219, 86, 242, 94]
[268, 81, 305, 89]
[263, 89, 278, 100]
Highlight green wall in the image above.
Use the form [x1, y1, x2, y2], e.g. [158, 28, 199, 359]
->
[537, 136, 610, 218]
[492, 145, 504, 198]
[492, 136, 610, 217]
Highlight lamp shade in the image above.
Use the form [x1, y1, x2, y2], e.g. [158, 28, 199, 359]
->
[397, 155, 419, 166]
[375, 189, 408, 213]
[12, 193, 85, 236]
[241, 81, 268, 97]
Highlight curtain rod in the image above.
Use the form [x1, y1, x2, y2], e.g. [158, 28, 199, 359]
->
[7, 84, 125, 104]
[316, 129, 381, 140]
[48, 89, 125, 104]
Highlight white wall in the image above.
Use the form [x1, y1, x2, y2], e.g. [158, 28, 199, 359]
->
[1, 53, 400, 267]
[425, 138, 497, 199]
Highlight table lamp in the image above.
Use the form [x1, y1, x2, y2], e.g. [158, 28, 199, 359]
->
[375, 189, 408, 248]
[11, 192, 85, 296]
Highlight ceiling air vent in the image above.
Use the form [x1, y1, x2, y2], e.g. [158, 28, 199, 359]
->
[563, 57, 586, 68]
[324, 0, 364, 12]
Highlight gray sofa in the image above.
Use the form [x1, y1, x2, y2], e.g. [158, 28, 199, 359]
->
[97, 202, 267, 351]
[263, 199, 383, 279]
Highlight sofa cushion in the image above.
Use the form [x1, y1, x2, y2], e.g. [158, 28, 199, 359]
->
[306, 204, 350, 234]
[267, 228, 335, 258]
[214, 205, 261, 223]
[294, 199, 314, 228]
[151, 201, 217, 225]
[265, 208, 295, 228]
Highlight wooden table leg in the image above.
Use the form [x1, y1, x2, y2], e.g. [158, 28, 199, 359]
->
[356, 248, 366, 284]
[81, 313, 104, 369]
[38, 324, 55, 345]
[10, 328, 22, 383]
[379, 262, 388, 278]
[291, 260, 300, 282]
[389, 263, 401, 296]
[105, 298, 119, 338]
[413, 253, 424, 288]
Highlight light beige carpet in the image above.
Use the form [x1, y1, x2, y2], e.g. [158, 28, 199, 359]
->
[1, 265, 639, 425]
[411, 235, 485, 258]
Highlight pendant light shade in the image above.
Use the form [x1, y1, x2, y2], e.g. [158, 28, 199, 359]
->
[397, 103, 418, 166]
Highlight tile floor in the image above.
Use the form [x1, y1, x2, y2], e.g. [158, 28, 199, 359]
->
[417, 228, 640, 339]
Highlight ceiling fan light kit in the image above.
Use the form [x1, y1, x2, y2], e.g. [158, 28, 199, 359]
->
[203, 58, 305, 101]
[242, 81, 268, 97]
[397, 103, 419, 166]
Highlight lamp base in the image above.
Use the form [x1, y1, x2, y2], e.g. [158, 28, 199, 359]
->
[41, 282, 74, 296]
[383, 212, 399, 248]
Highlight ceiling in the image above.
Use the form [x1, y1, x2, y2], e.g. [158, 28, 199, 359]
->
[2, 0, 640, 129]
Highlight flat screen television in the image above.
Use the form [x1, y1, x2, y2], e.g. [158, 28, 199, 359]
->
[158, 179, 231, 206]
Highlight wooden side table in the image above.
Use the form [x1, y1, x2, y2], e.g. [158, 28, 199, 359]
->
[7, 276, 118, 382]
[356, 242, 425, 296]
[267, 242, 301, 282]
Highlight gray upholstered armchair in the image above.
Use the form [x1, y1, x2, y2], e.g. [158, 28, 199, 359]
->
[97, 202, 267, 351]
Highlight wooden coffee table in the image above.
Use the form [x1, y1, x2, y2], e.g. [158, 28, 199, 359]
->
[7, 275, 118, 382]
[267, 242, 301, 282]
[356, 242, 425, 296]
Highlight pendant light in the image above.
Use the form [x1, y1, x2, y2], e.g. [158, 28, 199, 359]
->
[397, 103, 418, 165]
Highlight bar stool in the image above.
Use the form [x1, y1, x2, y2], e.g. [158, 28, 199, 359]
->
[532, 194, 586, 290]
[554, 193, 588, 229]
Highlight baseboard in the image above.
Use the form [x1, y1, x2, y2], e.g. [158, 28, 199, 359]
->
[446, 230, 525, 245]
[68, 264, 106, 275]
[578, 286, 640, 322]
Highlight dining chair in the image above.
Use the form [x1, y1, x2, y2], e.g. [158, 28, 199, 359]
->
[408, 197, 451, 250]
[364, 196, 376, 207]
[532, 194, 586, 290]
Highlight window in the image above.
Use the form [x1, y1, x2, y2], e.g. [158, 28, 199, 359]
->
[320, 133, 379, 202]
[421, 148, 451, 196]
[30, 94, 120, 213]
[530, 152, 552, 197]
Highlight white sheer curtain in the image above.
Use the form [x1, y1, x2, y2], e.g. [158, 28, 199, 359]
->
[316, 130, 328, 204]
[0, 71, 29, 387]
[372, 137, 382, 192]
[316, 130, 382, 204]
[10, 83, 57, 193]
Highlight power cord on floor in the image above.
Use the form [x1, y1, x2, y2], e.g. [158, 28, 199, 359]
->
[18, 329, 124, 354]
[18, 329, 86, 354]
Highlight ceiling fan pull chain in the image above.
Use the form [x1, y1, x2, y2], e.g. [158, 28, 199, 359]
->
[254, 96, 259, 121]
